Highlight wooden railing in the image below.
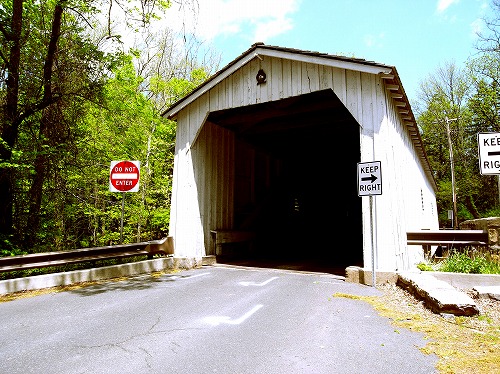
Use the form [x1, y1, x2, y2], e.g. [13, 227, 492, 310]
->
[407, 230, 488, 259]
[407, 230, 488, 247]
[0, 237, 173, 273]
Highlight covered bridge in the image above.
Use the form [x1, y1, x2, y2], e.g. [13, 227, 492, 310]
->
[162, 43, 439, 273]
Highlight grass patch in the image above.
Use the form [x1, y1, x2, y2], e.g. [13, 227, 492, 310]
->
[418, 249, 500, 275]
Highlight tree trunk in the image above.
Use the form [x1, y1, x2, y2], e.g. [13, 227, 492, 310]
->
[23, 110, 51, 248]
[465, 195, 481, 220]
[0, 0, 23, 236]
[0, 1, 64, 239]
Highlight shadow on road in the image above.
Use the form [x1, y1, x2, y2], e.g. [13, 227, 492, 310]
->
[216, 255, 353, 277]
[67, 272, 191, 296]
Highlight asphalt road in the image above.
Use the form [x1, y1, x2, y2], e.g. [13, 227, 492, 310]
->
[0, 265, 438, 374]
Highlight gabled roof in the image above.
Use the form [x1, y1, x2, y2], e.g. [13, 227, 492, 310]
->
[162, 43, 393, 119]
[162, 43, 436, 191]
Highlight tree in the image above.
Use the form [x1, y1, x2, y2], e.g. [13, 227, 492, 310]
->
[415, 0, 500, 224]
[475, 0, 500, 54]
[0, 0, 177, 248]
[415, 61, 478, 225]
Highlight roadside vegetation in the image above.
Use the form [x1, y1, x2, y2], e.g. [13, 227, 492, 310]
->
[417, 248, 500, 274]
[0, 1, 217, 256]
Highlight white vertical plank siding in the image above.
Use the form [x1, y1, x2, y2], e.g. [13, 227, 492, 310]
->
[207, 122, 217, 251]
[377, 90, 409, 270]
[226, 74, 233, 108]
[332, 67, 347, 104]
[345, 70, 363, 126]
[193, 109, 206, 252]
[376, 90, 401, 271]
[359, 72, 376, 271]
[200, 123, 212, 254]
[258, 57, 270, 103]
[291, 61, 302, 96]
[191, 103, 206, 257]
[282, 59, 293, 98]
[303, 62, 320, 93]
[232, 68, 244, 107]
[319, 64, 333, 91]
[271, 58, 283, 99]
[171, 106, 202, 257]
[242, 59, 254, 105]
[168, 54, 438, 270]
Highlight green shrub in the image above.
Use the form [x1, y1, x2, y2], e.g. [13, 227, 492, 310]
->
[438, 250, 500, 274]
[417, 262, 435, 271]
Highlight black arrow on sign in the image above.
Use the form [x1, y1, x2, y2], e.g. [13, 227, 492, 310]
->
[488, 151, 500, 156]
[361, 174, 378, 183]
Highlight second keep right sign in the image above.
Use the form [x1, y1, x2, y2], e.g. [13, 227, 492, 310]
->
[478, 132, 500, 175]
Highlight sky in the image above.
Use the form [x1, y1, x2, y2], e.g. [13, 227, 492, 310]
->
[159, 0, 495, 103]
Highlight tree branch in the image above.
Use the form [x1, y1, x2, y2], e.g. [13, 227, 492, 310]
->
[43, 1, 66, 103]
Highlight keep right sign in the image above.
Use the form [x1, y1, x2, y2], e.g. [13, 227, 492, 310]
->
[357, 161, 382, 196]
[478, 132, 500, 175]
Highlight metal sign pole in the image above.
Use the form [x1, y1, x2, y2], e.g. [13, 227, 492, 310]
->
[120, 192, 125, 244]
[370, 195, 376, 287]
[357, 161, 381, 288]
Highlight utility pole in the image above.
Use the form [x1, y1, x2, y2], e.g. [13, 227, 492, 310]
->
[445, 116, 458, 229]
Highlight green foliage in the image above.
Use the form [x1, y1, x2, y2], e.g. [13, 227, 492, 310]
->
[416, 51, 500, 225]
[417, 250, 500, 274]
[417, 262, 435, 271]
[0, 0, 206, 253]
[484, 206, 500, 217]
[438, 250, 500, 274]
[0, 235, 26, 257]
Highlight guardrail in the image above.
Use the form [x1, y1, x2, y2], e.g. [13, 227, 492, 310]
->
[407, 230, 488, 246]
[407, 230, 488, 259]
[0, 237, 174, 273]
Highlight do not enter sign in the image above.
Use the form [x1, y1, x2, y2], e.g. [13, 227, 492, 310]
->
[109, 160, 140, 192]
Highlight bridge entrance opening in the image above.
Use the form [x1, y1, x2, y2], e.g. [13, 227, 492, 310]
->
[207, 89, 363, 274]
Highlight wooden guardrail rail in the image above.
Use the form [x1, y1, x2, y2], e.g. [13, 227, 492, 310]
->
[0, 237, 173, 273]
[407, 230, 488, 259]
[407, 230, 488, 247]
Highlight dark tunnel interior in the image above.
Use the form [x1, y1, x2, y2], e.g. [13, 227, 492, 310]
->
[207, 89, 364, 273]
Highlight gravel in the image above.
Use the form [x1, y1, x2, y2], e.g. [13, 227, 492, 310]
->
[377, 282, 500, 331]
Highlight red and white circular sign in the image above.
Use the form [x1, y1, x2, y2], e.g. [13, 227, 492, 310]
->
[109, 160, 140, 192]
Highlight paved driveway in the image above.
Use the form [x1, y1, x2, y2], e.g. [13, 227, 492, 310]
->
[0, 265, 438, 373]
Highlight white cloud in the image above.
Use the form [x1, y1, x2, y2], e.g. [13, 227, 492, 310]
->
[253, 17, 295, 44]
[163, 0, 300, 42]
[471, 17, 484, 36]
[364, 32, 385, 48]
[436, 0, 459, 13]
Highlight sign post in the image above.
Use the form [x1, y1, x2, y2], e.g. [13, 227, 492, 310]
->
[109, 161, 140, 243]
[357, 161, 382, 287]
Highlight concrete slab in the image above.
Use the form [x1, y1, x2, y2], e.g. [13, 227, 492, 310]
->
[397, 272, 479, 316]
[428, 271, 500, 289]
[472, 285, 500, 301]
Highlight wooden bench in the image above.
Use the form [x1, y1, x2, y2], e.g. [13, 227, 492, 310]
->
[0, 237, 174, 273]
[210, 230, 255, 256]
[407, 230, 488, 259]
